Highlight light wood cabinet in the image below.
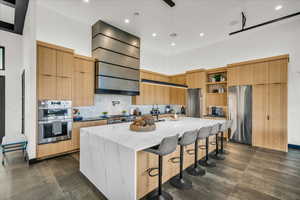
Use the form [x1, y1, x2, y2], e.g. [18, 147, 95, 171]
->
[38, 74, 57, 100]
[37, 140, 74, 159]
[72, 120, 108, 149]
[252, 84, 287, 152]
[227, 67, 238, 86]
[37, 46, 57, 76]
[37, 41, 74, 100]
[57, 50, 74, 78]
[186, 71, 206, 88]
[268, 59, 288, 84]
[57, 77, 72, 100]
[252, 62, 268, 84]
[238, 65, 253, 85]
[72, 56, 95, 107]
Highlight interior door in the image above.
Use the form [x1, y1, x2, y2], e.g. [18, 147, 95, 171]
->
[0, 76, 5, 143]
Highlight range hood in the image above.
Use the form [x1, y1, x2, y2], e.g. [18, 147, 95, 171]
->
[92, 20, 140, 96]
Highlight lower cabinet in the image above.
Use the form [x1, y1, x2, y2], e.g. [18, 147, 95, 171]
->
[37, 120, 108, 159]
[72, 120, 108, 149]
[136, 136, 216, 199]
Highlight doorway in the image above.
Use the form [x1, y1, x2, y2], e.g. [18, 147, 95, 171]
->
[0, 76, 5, 143]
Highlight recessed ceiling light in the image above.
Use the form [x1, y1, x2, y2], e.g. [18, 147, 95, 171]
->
[83, 0, 89, 3]
[200, 32, 205, 37]
[124, 19, 130, 24]
[171, 42, 176, 46]
[275, 5, 283, 10]
[152, 33, 157, 37]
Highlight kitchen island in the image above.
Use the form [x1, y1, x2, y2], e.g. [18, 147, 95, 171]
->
[80, 117, 225, 200]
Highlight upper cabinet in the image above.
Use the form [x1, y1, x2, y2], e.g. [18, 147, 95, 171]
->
[73, 55, 95, 107]
[186, 70, 206, 88]
[38, 46, 57, 76]
[37, 41, 74, 101]
[227, 55, 288, 86]
[57, 51, 74, 78]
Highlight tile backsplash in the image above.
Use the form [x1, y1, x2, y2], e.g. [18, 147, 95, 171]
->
[74, 94, 182, 118]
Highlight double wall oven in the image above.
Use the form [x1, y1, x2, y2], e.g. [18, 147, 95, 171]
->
[38, 100, 72, 144]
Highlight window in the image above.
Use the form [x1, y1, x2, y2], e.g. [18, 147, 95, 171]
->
[0, 46, 4, 70]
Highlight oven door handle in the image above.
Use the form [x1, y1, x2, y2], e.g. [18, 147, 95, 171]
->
[38, 119, 73, 124]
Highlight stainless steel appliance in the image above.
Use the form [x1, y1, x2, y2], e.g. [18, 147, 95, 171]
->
[92, 20, 140, 96]
[38, 100, 72, 144]
[186, 88, 203, 118]
[228, 86, 252, 145]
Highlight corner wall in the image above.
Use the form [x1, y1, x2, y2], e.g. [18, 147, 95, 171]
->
[23, 0, 37, 159]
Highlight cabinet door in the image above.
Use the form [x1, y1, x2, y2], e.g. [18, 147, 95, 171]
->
[38, 75, 57, 100]
[57, 77, 72, 100]
[227, 67, 239, 86]
[252, 85, 268, 148]
[72, 72, 83, 106]
[267, 84, 287, 152]
[57, 51, 74, 78]
[252, 62, 268, 85]
[162, 86, 170, 104]
[239, 65, 253, 85]
[268, 59, 288, 84]
[38, 46, 57, 76]
[82, 72, 94, 106]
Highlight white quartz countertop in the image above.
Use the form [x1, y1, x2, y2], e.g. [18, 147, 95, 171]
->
[81, 117, 225, 152]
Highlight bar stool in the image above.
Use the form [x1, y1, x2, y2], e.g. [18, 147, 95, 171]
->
[210, 123, 225, 160]
[145, 134, 179, 200]
[186, 127, 209, 176]
[219, 120, 232, 155]
[199, 125, 217, 168]
[170, 130, 198, 190]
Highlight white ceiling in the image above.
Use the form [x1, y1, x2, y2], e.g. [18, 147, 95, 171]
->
[0, 4, 15, 24]
[37, 0, 300, 55]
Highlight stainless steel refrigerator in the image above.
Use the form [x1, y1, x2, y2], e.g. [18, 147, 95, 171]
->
[228, 86, 252, 145]
[186, 88, 203, 118]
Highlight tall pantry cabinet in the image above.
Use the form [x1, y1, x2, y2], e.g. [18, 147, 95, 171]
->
[228, 55, 288, 152]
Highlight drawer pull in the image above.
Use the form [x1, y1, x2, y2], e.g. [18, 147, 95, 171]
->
[147, 168, 159, 177]
[169, 157, 180, 163]
[186, 149, 195, 155]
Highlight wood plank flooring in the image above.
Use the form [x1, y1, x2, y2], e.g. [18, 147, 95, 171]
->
[0, 143, 300, 200]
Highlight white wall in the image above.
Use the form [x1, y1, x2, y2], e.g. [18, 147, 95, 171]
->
[0, 31, 23, 139]
[168, 19, 300, 146]
[36, 3, 91, 57]
[23, 0, 37, 159]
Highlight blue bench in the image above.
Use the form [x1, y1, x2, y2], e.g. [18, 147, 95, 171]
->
[1, 134, 28, 165]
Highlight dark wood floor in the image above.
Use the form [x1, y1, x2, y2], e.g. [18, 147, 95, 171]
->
[1, 143, 300, 200]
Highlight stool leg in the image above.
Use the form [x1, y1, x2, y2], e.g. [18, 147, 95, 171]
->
[148, 155, 173, 200]
[187, 140, 206, 176]
[219, 131, 230, 155]
[170, 146, 192, 190]
[158, 155, 162, 196]
[199, 137, 216, 167]
[210, 133, 225, 160]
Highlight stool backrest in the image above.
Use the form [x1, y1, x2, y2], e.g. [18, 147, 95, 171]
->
[179, 130, 198, 146]
[198, 126, 211, 139]
[158, 134, 179, 156]
[210, 123, 220, 135]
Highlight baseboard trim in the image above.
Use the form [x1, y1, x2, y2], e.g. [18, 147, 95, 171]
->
[288, 144, 300, 150]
